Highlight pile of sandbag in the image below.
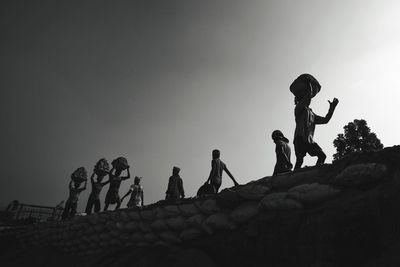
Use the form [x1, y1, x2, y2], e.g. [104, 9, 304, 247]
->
[112, 157, 129, 171]
[95, 158, 110, 176]
[70, 167, 88, 183]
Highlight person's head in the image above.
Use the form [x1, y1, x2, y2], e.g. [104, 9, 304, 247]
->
[271, 130, 289, 143]
[74, 181, 81, 188]
[97, 175, 105, 182]
[212, 149, 220, 159]
[172, 166, 181, 175]
[115, 169, 122, 176]
[294, 94, 311, 106]
[134, 176, 141, 185]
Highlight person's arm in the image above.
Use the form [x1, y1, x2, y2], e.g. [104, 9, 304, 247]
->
[122, 167, 131, 180]
[179, 178, 185, 198]
[90, 172, 95, 185]
[121, 187, 132, 202]
[223, 164, 239, 186]
[141, 190, 144, 207]
[165, 177, 172, 199]
[315, 98, 339, 125]
[276, 143, 292, 167]
[79, 180, 87, 192]
[101, 179, 110, 186]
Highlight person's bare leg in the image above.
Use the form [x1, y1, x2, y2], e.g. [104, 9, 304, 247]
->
[115, 200, 121, 210]
[294, 156, 304, 170]
[316, 151, 326, 165]
[104, 203, 109, 211]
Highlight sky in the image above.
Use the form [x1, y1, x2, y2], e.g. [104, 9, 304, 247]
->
[1, 0, 400, 210]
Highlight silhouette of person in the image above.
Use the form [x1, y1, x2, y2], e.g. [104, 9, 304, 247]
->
[206, 149, 239, 193]
[292, 74, 339, 169]
[121, 176, 144, 208]
[61, 180, 87, 220]
[104, 167, 130, 211]
[165, 166, 185, 200]
[85, 171, 110, 214]
[272, 130, 293, 175]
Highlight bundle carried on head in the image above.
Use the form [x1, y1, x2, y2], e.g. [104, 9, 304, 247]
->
[112, 157, 129, 171]
[71, 167, 88, 183]
[290, 73, 321, 99]
[94, 158, 110, 176]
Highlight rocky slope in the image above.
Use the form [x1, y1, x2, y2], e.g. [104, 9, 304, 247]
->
[2, 146, 400, 266]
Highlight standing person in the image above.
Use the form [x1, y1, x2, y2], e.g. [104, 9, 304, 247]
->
[121, 176, 144, 208]
[61, 180, 87, 220]
[85, 172, 110, 214]
[271, 130, 293, 175]
[165, 166, 185, 200]
[291, 74, 339, 169]
[206, 149, 239, 193]
[104, 166, 130, 211]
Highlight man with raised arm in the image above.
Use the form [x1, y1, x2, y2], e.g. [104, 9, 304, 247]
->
[291, 74, 339, 169]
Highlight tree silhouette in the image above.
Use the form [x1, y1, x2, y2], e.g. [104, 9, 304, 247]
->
[333, 119, 383, 161]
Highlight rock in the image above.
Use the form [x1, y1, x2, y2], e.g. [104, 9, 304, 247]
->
[237, 184, 270, 200]
[288, 183, 340, 204]
[259, 192, 303, 210]
[332, 163, 388, 186]
[230, 201, 259, 223]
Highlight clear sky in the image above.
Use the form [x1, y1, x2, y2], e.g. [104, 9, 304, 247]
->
[1, 0, 399, 210]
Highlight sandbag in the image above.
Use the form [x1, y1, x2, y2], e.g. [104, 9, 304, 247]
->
[178, 203, 200, 216]
[151, 219, 169, 231]
[180, 228, 203, 241]
[237, 184, 270, 200]
[230, 201, 259, 223]
[94, 158, 110, 176]
[140, 210, 156, 220]
[203, 213, 236, 231]
[165, 216, 186, 231]
[159, 231, 181, 244]
[259, 192, 303, 210]
[111, 157, 129, 171]
[198, 199, 220, 214]
[332, 163, 387, 186]
[288, 183, 340, 204]
[130, 232, 144, 242]
[186, 214, 207, 229]
[125, 221, 138, 232]
[290, 73, 321, 99]
[164, 205, 180, 216]
[139, 222, 151, 233]
[127, 211, 141, 220]
[70, 167, 88, 183]
[154, 207, 169, 219]
[144, 232, 158, 243]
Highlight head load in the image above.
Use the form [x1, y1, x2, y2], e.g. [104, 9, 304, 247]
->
[94, 158, 110, 176]
[290, 73, 321, 101]
[71, 167, 88, 184]
[112, 157, 130, 171]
